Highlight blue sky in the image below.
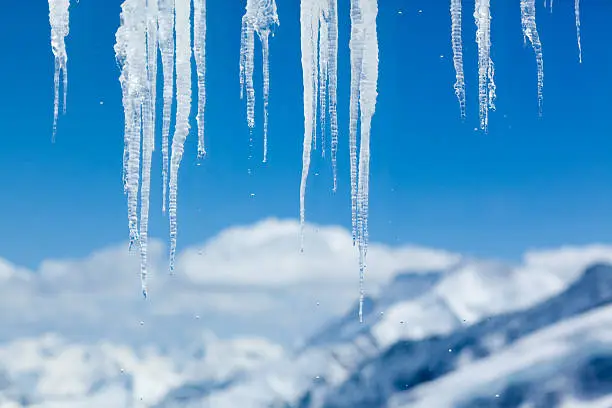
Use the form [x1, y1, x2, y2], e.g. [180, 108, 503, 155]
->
[0, 0, 610, 268]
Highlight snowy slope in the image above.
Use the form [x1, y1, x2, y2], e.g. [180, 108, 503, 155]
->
[390, 300, 612, 408]
[197, 259, 612, 408]
[313, 263, 612, 408]
[0, 332, 283, 408]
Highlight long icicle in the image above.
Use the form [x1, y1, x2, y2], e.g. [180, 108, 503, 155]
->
[139, 0, 159, 297]
[520, 0, 544, 116]
[474, 0, 496, 132]
[115, 0, 147, 253]
[194, 0, 207, 158]
[158, 0, 175, 214]
[240, 0, 279, 162]
[299, 0, 340, 249]
[450, 0, 466, 119]
[575, 0, 582, 63]
[350, 0, 379, 322]
[328, 0, 339, 192]
[299, 0, 320, 251]
[48, 0, 70, 141]
[169, 0, 193, 273]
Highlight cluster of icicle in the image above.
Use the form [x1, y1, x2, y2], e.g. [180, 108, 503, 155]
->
[451, 0, 583, 129]
[240, 0, 280, 163]
[115, 0, 207, 297]
[48, 0, 70, 141]
[299, 0, 378, 323]
[299, 0, 339, 247]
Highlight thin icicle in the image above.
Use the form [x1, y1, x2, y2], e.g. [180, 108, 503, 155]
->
[115, 0, 147, 252]
[261, 32, 270, 163]
[168, 0, 192, 273]
[299, 0, 320, 251]
[139, 0, 159, 297]
[48, 0, 70, 141]
[474, 0, 496, 132]
[299, 0, 339, 249]
[240, 0, 279, 162]
[450, 0, 466, 119]
[158, 0, 175, 214]
[520, 0, 544, 116]
[350, 0, 378, 323]
[194, 0, 207, 158]
[575, 0, 582, 63]
[328, 0, 339, 192]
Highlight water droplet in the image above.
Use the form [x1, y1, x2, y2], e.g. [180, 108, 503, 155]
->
[316, 302, 320, 306]
[250, 193, 255, 198]
[99, 101, 104, 105]
[197, 250, 203, 256]
[120, 368, 125, 374]
[195, 315, 200, 319]
[448, 348, 452, 353]
[140, 321, 144, 326]
[398, 10, 403, 15]
[440, 54, 444, 59]
[495, 394, 500, 398]
[418, 9, 423, 13]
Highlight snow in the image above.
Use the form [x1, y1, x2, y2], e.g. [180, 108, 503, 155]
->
[520, 0, 544, 115]
[450, 0, 466, 118]
[48, 0, 70, 141]
[474, 0, 496, 132]
[391, 304, 612, 408]
[240, 0, 279, 162]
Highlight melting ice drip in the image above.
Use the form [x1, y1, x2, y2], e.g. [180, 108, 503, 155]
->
[115, 0, 206, 295]
[349, 0, 379, 323]
[240, 0, 280, 163]
[520, 0, 544, 115]
[48, 0, 70, 141]
[299, 0, 339, 248]
[474, 0, 496, 132]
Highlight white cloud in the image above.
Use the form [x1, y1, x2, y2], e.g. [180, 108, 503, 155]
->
[176, 218, 460, 286]
[0, 218, 609, 349]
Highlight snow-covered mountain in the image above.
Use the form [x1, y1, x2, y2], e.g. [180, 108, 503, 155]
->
[199, 261, 612, 408]
[1, 256, 612, 407]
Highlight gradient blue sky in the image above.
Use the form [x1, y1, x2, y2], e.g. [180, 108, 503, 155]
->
[0, 0, 610, 268]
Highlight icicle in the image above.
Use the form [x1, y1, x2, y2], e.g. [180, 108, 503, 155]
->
[48, 0, 70, 141]
[240, 0, 279, 162]
[194, 0, 207, 158]
[520, 0, 544, 116]
[158, 0, 175, 214]
[299, 0, 339, 250]
[328, 0, 339, 192]
[474, 0, 496, 132]
[450, 0, 466, 119]
[349, 0, 378, 323]
[168, 0, 193, 273]
[299, 0, 320, 251]
[575, 0, 582, 63]
[139, 0, 159, 297]
[115, 0, 147, 253]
